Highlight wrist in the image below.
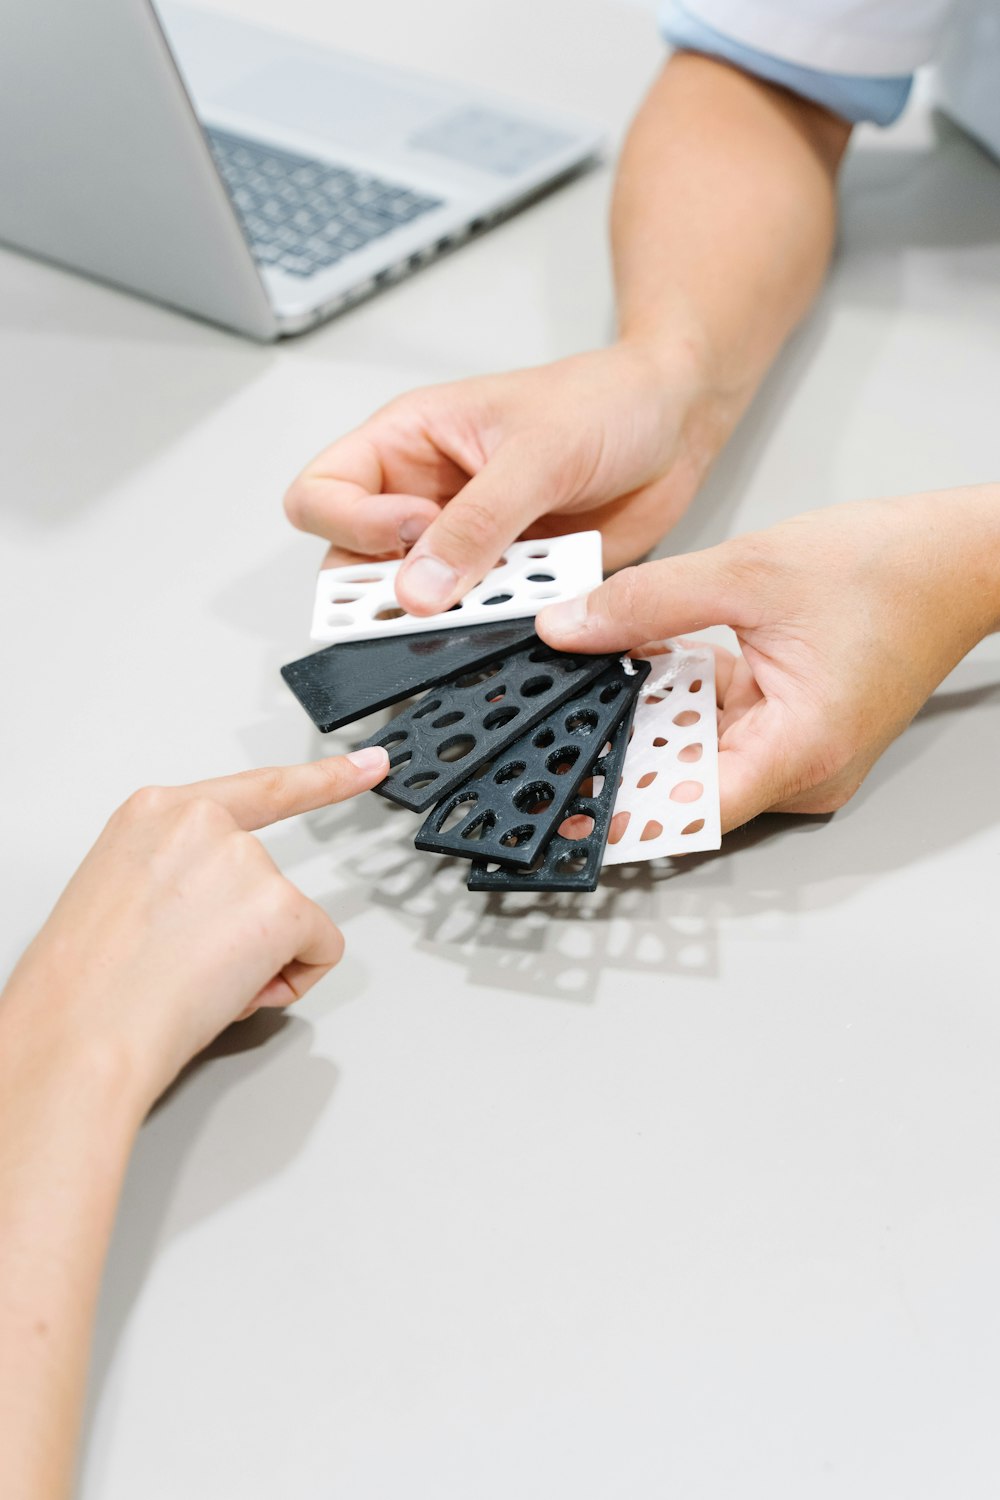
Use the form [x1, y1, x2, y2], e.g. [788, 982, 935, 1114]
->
[903, 482, 1000, 644]
[0, 975, 150, 1145]
[612, 326, 742, 498]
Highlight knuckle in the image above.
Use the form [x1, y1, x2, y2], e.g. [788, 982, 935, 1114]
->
[118, 784, 173, 824]
[171, 794, 233, 841]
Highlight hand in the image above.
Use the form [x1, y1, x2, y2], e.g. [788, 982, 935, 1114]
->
[283, 343, 718, 616]
[2, 747, 389, 1115]
[537, 487, 1000, 830]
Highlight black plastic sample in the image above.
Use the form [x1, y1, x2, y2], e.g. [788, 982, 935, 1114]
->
[466, 684, 642, 893]
[414, 657, 650, 867]
[280, 620, 539, 734]
[360, 641, 617, 812]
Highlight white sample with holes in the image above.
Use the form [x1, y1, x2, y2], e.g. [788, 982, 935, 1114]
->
[602, 646, 721, 864]
[310, 531, 603, 644]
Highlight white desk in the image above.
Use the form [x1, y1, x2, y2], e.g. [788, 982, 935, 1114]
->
[3, 2, 1000, 1494]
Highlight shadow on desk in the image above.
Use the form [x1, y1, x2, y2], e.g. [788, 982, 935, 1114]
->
[265, 656, 1000, 1007]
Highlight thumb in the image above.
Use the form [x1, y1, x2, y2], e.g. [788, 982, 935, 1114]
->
[395, 438, 565, 616]
[536, 548, 748, 654]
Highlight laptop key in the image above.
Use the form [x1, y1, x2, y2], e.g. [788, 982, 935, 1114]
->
[205, 127, 444, 280]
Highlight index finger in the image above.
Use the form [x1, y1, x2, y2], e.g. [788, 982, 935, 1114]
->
[285, 428, 441, 559]
[180, 748, 390, 832]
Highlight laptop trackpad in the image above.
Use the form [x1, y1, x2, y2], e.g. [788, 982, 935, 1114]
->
[214, 57, 445, 151]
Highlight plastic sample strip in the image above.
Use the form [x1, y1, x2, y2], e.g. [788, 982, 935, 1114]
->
[467, 687, 642, 893]
[280, 619, 538, 733]
[602, 646, 721, 864]
[310, 531, 603, 644]
[361, 640, 616, 812]
[414, 657, 650, 867]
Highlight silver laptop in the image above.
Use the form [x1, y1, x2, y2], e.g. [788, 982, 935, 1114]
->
[0, 1, 603, 340]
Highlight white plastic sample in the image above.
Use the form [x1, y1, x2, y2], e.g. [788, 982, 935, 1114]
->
[310, 531, 603, 644]
[602, 646, 721, 864]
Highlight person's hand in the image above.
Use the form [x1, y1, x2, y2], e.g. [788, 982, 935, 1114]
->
[2, 747, 389, 1115]
[537, 487, 1000, 829]
[283, 343, 719, 616]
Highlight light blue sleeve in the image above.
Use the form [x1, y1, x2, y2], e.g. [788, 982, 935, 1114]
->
[660, 0, 914, 126]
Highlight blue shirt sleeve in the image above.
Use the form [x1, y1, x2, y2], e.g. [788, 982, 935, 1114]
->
[660, 0, 914, 126]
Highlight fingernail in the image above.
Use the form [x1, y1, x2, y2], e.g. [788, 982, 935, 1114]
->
[399, 554, 458, 613]
[399, 516, 430, 547]
[346, 746, 389, 776]
[537, 593, 589, 640]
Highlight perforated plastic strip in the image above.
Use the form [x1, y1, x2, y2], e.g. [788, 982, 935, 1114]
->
[414, 657, 650, 867]
[602, 647, 721, 864]
[361, 641, 616, 812]
[280, 619, 538, 733]
[310, 532, 603, 644]
[466, 688, 641, 893]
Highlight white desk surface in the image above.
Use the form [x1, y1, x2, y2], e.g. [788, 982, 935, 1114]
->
[3, 2, 1000, 1495]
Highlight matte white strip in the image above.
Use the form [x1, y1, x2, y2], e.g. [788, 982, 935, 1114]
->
[602, 646, 721, 864]
[310, 531, 603, 644]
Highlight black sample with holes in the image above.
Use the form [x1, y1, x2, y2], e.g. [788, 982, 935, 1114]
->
[414, 657, 650, 867]
[280, 620, 539, 733]
[467, 685, 641, 893]
[359, 640, 617, 813]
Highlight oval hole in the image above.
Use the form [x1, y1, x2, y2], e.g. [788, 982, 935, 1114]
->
[453, 663, 501, 689]
[439, 796, 478, 833]
[689, 679, 703, 693]
[381, 732, 407, 749]
[484, 705, 520, 731]
[547, 746, 581, 776]
[599, 682, 623, 704]
[437, 735, 476, 763]
[653, 736, 669, 748]
[678, 742, 703, 763]
[329, 592, 362, 604]
[637, 771, 657, 789]
[558, 852, 589, 875]
[499, 825, 534, 849]
[526, 548, 549, 559]
[558, 813, 596, 841]
[682, 818, 706, 836]
[526, 572, 555, 583]
[514, 781, 555, 814]
[494, 761, 526, 784]
[528, 646, 554, 663]
[534, 726, 555, 748]
[431, 710, 465, 729]
[485, 685, 507, 703]
[482, 593, 513, 606]
[325, 614, 353, 627]
[375, 606, 407, 621]
[640, 819, 663, 842]
[405, 771, 439, 790]
[412, 697, 442, 719]
[673, 711, 700, 728]
[565, 708, 598, 734]
[669, 780, 703, 803]
[521, 675, 554, 698]
[607, 811, 630, 845]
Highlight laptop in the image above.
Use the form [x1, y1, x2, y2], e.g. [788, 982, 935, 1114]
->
[0, 1, 604, 340]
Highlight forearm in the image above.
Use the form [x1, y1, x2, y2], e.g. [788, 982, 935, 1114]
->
[612, 52, 851, 472]
[0, 988, 142, 1500]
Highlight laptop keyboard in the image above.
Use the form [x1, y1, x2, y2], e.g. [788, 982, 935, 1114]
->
[205, 128, 444, 279]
